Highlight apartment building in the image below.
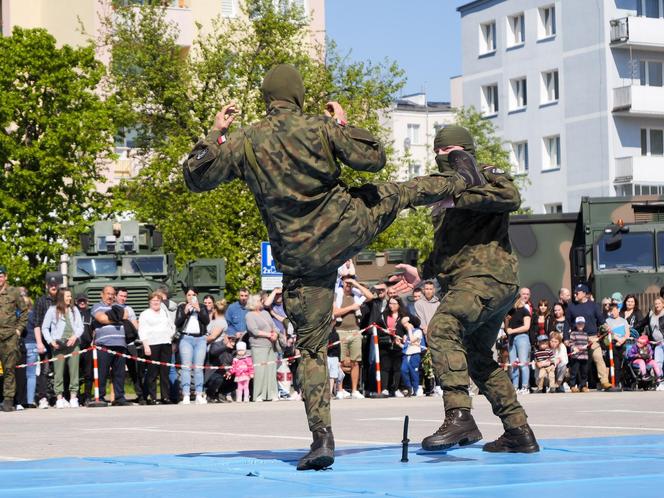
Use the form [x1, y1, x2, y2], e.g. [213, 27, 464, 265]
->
[382, 93, 456, 180]
[457, 0, 664, 213]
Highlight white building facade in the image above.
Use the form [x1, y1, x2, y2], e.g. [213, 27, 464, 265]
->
[458, 0, 664, 213]
[382, 94, 456, 180]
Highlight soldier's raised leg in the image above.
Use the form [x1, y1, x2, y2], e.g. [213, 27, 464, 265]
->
[282, 273, 335, 471]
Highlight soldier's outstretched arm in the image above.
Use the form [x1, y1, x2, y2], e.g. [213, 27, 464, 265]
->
[183, 103, 244, 193]
[324, 106, 386, 172]
[452, 167, 521, 213]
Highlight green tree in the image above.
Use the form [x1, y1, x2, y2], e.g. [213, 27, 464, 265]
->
[0, 27, 115, 294]
[370, 105, 531, 264]
[102, 0, 405, 294]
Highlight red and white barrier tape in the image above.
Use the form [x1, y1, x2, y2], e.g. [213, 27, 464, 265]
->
[15, 347, 94, 369]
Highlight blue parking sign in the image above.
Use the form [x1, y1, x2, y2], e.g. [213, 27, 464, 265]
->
[261, 241, 282, 276]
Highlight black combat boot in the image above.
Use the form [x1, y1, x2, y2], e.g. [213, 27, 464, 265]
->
[297, 427, 335, 471]
[448, 149, 486, 187]
[421, 408, 483, 451]
[482, 424, 540, 453]
[1, 399, 15, 412]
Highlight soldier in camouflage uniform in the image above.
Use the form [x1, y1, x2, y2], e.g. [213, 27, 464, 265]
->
[393, 125, 539, 454]
[0, 265, 29, 412]
[183, 64, 483, 470]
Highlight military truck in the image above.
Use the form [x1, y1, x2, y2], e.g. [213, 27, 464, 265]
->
[353, 248, 419, 287]
[510, 195, 664, 309]
[63, 220, 225, 312]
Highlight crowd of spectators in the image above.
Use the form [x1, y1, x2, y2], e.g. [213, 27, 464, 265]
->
[2, 262, 664, 411]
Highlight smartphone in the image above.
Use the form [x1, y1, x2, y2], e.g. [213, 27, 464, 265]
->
[191, 295, 198, 304]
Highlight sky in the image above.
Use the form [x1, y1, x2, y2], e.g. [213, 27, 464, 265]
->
[325, 0, 468, 103]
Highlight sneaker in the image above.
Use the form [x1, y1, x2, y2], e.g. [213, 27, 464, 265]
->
[290, 392, 302, 401]
[180, 396, 191, 405]
[351, 390, 365, 399]
[69, 397, 79, 408]
[225, 394, 233, 402]
[581, 386, 590, 393]
[482, 424, 539, 453]
[195, 393, 207, 405]
[381, 389, 389, 396]
[55, 398, 66, 409]
[571, 386, 579, 393]
[421, 408, 483, 451]
[416, 386, 424, 397]
[335, 391, 346, 400]
[433, 386, 443, 398]
[394, 390, 404, 398]
[337, 389, 351, 399]
[563, 382, 571, 393]
[656, 382, 664, 391]
[38, 397, 49, 409]
[15, 404, 24, 411]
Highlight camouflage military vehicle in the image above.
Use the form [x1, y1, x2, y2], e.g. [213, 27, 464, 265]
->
[510, 195, 664, 308]
[63, 220, 225, 312]
[353, 248, 419, 287]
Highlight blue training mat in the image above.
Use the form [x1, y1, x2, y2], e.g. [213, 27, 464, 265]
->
[1, 435, 662, 497]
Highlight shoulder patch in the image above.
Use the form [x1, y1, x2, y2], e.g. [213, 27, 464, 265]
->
[195, 148, 208, 161]
[483, 166, 504, 175]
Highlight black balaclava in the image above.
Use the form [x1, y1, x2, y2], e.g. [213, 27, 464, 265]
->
[261, 63, 305, 110]
[433, 125, 476, 173]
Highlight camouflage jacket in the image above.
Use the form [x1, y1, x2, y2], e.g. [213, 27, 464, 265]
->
[422, 167, 521, 287]
[0, 284, 28, 339]
[183, 101, 386, 277]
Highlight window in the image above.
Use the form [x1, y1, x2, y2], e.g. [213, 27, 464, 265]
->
[408, 163, 422, 178]
[509, 77, 527, 110]
[221, 0, 236, 17]
[407, 124, 420, 145]
[543, 135, 561, 170]
[511, 141, 529, 174]
[114, 127, 139, 149]
[637, 0, 663, 18]
[545, 203, 563, 214]
[507, 13, 525, 47]
[641, 128, 664, 156]
[639, 61, 663, 87]
[541, 70, 559, 103]
[636, 184, 664, 195]
[481, 84, 499, 115]
[597, 232, 655, 270]
[479, 21, 496, 55]
[538, 5, 556, 39]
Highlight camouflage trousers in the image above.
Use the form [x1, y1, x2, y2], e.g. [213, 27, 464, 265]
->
[0, 332, 19, 399]
[428, 276, 528, 429]
[281, 174, 464, 433]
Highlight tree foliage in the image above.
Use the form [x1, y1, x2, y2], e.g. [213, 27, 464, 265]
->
[102, 0, 405, 294]
[0, 27, 115, 294]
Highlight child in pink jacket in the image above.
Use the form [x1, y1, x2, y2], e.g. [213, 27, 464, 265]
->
[230, 341, 254, 402]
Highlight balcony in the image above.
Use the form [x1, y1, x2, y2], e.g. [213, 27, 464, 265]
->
[610, 16, 664, 51]
[613, 85, 664, 117]
[614, 156, 664, 184]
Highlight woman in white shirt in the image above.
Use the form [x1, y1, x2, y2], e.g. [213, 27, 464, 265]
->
[139, 292, 175, 405]
[41, 289, 83, 408]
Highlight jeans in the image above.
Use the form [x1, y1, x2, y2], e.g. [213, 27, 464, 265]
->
[179, 334, 207, 395]
[401, 353, 421, 392]
[509, 334, 530, 388]
[25, 342, 38, 405]
[655, 343, 664, 376]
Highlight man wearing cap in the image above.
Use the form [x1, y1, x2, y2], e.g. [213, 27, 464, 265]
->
[32, 274, 60, 409]
[183, 64, 486, 470]
[565, 283, 612, 390]
[0, 265, 28, 412]
[392, 125, 540, 454]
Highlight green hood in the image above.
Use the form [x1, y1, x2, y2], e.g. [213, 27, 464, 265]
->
[261, 63, 305, 110]
[433, 125, 476, 173]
